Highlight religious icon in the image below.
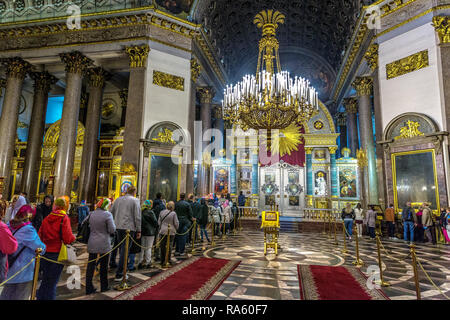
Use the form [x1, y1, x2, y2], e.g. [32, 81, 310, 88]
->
[314, 171, 328, 196]
[339, 168, 357, 198]
[314, 149, 326, 160]
[289, 196, 300, 206]
[214, 167, 229, 194]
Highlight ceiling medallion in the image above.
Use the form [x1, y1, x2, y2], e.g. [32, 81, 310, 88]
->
[222, 9, 319, 151]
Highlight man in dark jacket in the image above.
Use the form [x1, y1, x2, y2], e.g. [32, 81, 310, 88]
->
[175, 193, 195, 256]
[32, 195, 53, 231]
[152, 193, 166, 220]
[188, 194, 201, 245]
[402, 202, 417, 243]
[238, 191, 246, 217]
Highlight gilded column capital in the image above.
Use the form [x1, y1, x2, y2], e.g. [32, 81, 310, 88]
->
[197, 86, 215, 104]
[191, 58, 201, 83]
[432, 16, 450, 44]
[364, 44, 379, 71]
[213, 105, 223, 119]
[87, 67, 110, 88]
[343, 97, 358, 114]
[30, 71, 58, 93]
[336, 112, 347, 126]
[59, 51, 93, 75]
[1, 57, 32, 80]
[305, 147, 313, 155]
[328, 146, 338, 155]
[125, 45, 150, 68]
[352, 77, 373, 97]
[119, 89, 128, 107]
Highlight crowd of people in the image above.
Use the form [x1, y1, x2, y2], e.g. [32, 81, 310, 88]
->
[341, 201, 450, 245]
[0, 188, 242, 300]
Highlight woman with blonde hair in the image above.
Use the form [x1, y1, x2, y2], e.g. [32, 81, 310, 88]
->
[341, 203, 356, 240]
[158, 201, 179, 266]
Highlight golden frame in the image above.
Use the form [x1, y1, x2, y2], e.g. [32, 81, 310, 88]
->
[147, 152, 182, 202]
[391, 149, 440, 213]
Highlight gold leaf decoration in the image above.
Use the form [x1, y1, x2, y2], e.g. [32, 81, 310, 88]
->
[386, 50, 429, 80]
[270, 123, 303, 157]
[394, 120, 424, 140]
[152, 128, 176, 145]
[153, 71, 184, 91]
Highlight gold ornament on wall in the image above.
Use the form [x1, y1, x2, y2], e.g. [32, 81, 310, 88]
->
[125, 45, 150, 68]
[356, 149, 368, 168]
[364, 44, 379, 71]
[386, 50, 429, 80]
[343, 97, 358, 114]
[152, 128, 176, 145]
[394, 120, 424, 140]
[313, 121, 324, 130]
[268, 123, 304, 157]
[153, 70, 185, 91]
[190, 58, 201, 83]
[432, 16, 450, 44]
[352, 77, 373, 96]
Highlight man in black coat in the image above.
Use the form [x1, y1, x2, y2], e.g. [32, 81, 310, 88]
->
[32, 195, 53, 231]
[175, 193, 195, 255]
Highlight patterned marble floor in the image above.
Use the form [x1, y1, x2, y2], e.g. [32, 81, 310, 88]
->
[28, 228, 450, 300]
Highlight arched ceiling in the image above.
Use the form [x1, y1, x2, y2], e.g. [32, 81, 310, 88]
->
[193, 0, 375, 102]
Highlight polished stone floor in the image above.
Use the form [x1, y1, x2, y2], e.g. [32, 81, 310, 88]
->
[39, 227, 450, 300]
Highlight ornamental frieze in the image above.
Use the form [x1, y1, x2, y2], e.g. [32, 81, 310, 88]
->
[386, 50, 429, 80]
[378, 0, 431, 33]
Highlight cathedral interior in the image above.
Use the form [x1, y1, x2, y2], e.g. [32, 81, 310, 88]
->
[0, 0, 450, 303]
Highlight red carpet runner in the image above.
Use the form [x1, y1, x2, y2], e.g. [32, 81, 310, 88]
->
[115, 257, 240, 300]
[297, 265, 389, 300]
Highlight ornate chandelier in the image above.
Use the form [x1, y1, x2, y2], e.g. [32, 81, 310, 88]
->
[222, 10, 319, 145]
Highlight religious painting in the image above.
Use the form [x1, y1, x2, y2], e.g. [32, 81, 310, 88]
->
[120, 177, 134, 195]
[239, 180, 250, 191]
[239, 167, 251, 180]
[392, 150, 439, 211]
[265, 195, 275, 206]
[314, 171, 328, 196]
[148, 154, 180, 203]
[289, 196, 300, 206]
[97, 171, 109, 197]
[264, 172, 276, 184]
[339, 168, 357, 198]
[288, 171, 299, 184]
[100, 146, 112, 158]
[314, 149, 326, 161]
[213, 167, 229, 195]
[237, 149, 250, 164]
[155, 0, 194, 17]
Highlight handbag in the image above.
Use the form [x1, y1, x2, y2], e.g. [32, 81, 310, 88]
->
[77, 213, 91, 244]
[57, 217, 77, 264]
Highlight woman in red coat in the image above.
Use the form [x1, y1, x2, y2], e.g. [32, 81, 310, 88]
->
[37, 196, 75, 300]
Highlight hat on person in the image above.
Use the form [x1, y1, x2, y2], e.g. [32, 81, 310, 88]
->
[96, 198, 111, 211]
[14, 205, 36, 221]
[54, 196, 70, 212]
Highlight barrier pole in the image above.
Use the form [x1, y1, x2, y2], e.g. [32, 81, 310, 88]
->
[30, 248, 42, 300]
[191, 221, 197, 254]
[352, 224, 363, 267]
[342, 222, 348, 254]
[410, 244, 421, 300]
[162, 225, 171, 269]
[375, 233, 390, 287]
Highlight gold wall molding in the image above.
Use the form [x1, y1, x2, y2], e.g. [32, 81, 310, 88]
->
[365, 44, 379, 71]
[152, 128, 176, 145]
[59, 51, 93, 75]
[386, 50, 429, 80]
[352, 77, 373, 96]
[125, 45, 150, 68]
[195, 33, 226, 85]
[432, 16, 450, 44]
[303, 134, 340, 146]
[153, 70, 185, 91]
[190, 58, 201, 83]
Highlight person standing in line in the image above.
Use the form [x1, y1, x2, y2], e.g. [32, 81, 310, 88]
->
[341, 203, 355, 240]
[152, 192, 166, 220]
[32, 195, 53, 232]
[174, 193, 194, 256]
[222, 200, 232, 235]
[137, 200, 158, 269]
[354, 203, 364, 237]
[191, 196, 202, 244]
[230, 202, 238, 232]
[158, 201, 179, 266]
[77, 200, 90, 233]
[402, 202, 417, 244]
[110, 186, 141, 282]
[10, 195, 27, 222]
[198, 198, 210, 243]
[84, 198, 116, 295]
[364, 205, 377, 240]
[37, 196, 76, 300]
[238, 191, 246, 217]
[385, 204, 396, 240]
[422, 202, 436, 245]
[0, 200, 18, 285]
[415, 206, 425, 243]
[0, 205, 46, 300]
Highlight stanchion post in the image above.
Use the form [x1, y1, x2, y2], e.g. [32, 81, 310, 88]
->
[211, 219, 216, 247]
[332, 216, 338, 245]
[191, 221, 197, 254]
[239, 211, 243, 231]
[115, 230, 130, 291]
[162, 225, 171, 268]
[233, 211, 237, 235]
[352, 224, 363, 267]
[30, 248, 42, 300]
[328, 213, 332, 239]
[222, 216, 227, 240]
[375, 233, 390, 287]
[410, 244, 421, 300]
[342, 222, 348, 254]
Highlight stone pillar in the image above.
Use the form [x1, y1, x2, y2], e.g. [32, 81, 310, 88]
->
[344, 98, 358, 158]
[79, 67, 108, 205]
[187, 58, 201, 195]
[0, 58, 31, 198]
[336, 112, 347, 155]
[305, 147, 314, 207]
[353, 76, 379, 205]
[197, 86, 215, 196]
[122, 45, 150, 172]
[329, 146, 339, 198]
[213, 105, 225, 151]
[21, 72, 57, 202]
[251, 148, 259, 197]
[0, 78, 6, 99]
[119, 89, 128, 128]
[230, 149, 237, 196]
[53, 51, 93, 198]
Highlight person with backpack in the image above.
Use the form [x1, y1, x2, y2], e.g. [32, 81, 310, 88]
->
[152, 192, 166, 220]
[0, 200, 18, 287]
[402, 202, 417, 244]
[1, 205, 46, 300]
[84, 198, 116, 295]
[158, 201, 179, 266]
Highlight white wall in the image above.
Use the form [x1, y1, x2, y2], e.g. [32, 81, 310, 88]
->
[379, 22, 444, 133]
[142, 47, 191, 138]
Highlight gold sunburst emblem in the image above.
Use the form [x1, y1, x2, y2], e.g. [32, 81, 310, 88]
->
[268, 123, 304, 157]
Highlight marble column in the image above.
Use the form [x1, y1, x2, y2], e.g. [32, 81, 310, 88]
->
[353, 76, 379, 205]
[79, 67, 108, 205]
[0, 58, 31, 198]
[197, 86, 215, 196]
[251, 148, 259, 197]
[230, 149, 237, 196]
[0, 78, 6, 99]
[305, 147, 313, 207]
[336, 112, 347, 156]
[122, 45, 150, 172]
[187, 58, 201, 195]
[329, 146, 339, 198]
[119, 88, 128, 128]
[21, 72, 57, 202]
[53, 51, 93, 198]
[344, 98, 358, 158]
[213, 105, 225, 151]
